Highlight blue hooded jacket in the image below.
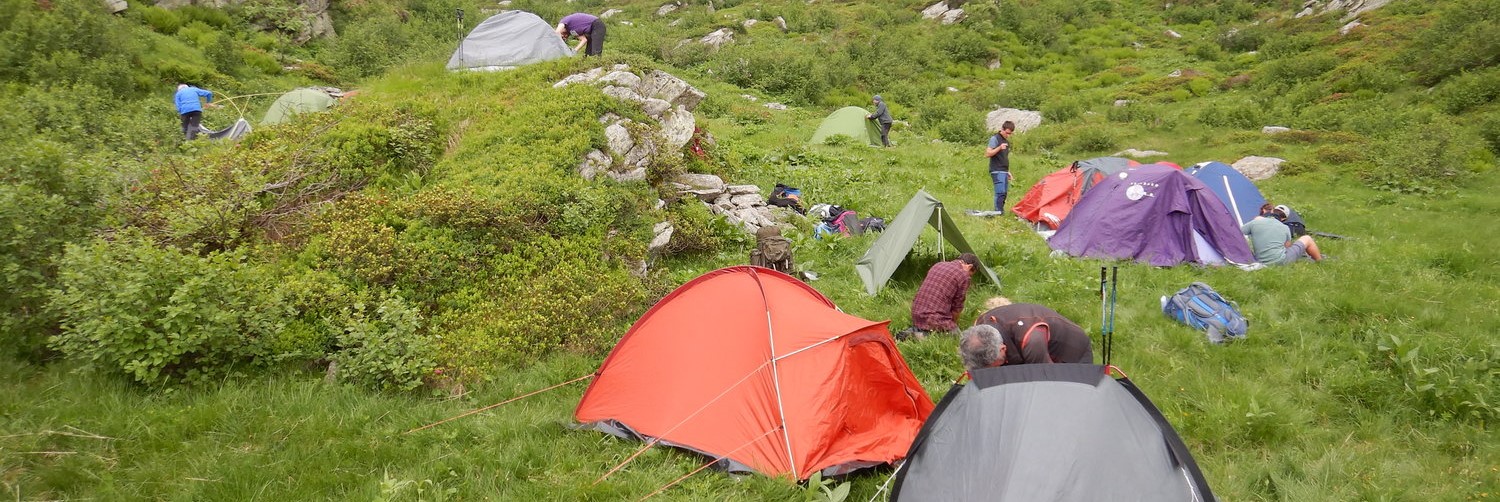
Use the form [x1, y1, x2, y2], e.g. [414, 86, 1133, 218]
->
[174, 85, 214, 114]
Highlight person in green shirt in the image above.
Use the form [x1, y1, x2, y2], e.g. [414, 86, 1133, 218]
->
[1241, 204, 1323, 265]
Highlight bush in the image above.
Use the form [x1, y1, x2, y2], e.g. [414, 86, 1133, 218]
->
[1106, 102, 1162, 125]
[1433, 67, 1500, 115]
[49, 232, 287, 386]
[1198, 100, 1262, 129]
[997, 79, 1047, 110]
[1401, 0, 1500, 85]
[1042, 96, 1087, 122]
[1480, 114, 1500, 155]
[329, 294, 437, 392]
[1362, 122, 1487, 194]
[139, 6, 185, 34]
[1065, 126, 1119, 153]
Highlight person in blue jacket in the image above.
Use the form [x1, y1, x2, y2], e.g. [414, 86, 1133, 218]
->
[174, 84, 218, 140]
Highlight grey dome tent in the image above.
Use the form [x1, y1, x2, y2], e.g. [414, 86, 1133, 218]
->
[447, 11, 574, 71]
[854, 190, 1000, 295]
[891, 364, 1216, 502]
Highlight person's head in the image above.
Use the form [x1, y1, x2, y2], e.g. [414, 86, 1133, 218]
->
[982, 296, 1012, 310]
[957, 253, 979, 274]
[872, 95, 883, 104]
[1259, 203, 1276, 216]
[555, 23, 568, 37]
[178, 84, 188, 91]
[1000, 121, 1015, 137]
[959, 324, 1007, 372]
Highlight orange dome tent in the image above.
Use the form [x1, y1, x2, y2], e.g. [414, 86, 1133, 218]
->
[575, 266, 934, 480]
[1014, 157, 1139, 230]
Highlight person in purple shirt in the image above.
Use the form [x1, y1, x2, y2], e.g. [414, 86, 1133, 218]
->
[555, 13, 606, 56]
[174, 84, 218, 140]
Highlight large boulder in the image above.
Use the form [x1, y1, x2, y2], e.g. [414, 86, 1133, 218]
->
[658, 107, 697, 151]
[700, 28, 735, 50]
[676, 173, 726, 192]
[1232, 156, 1285, 181]
[578, 149, 611, 180]
[985, 108, 1043, 134]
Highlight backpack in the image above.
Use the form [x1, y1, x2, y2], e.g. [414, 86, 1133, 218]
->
[829, 210, 859, 236]
[858, 217, 886, 233]
[750, 236, 794, 273]
[767, 183, 806, 214]
[1161, 282, 1248, 343]
[806, 203, 833, 221]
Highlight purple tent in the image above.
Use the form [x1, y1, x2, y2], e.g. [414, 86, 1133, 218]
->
[1048, 164, 1254, 266]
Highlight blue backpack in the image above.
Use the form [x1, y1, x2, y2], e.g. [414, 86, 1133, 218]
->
[1161, 282, 1248, 343]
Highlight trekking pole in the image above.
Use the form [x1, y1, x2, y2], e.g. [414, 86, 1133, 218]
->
[1099, 267, 1108, 366]
[455, 9, 465, 64]
[1106, 266, 1119, 367]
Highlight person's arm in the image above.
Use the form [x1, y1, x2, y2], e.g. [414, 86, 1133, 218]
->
[573, 36, 588, 53]
[1018, 322, 1053, 364]
[985, 137, 1005, 157]
[949, 277, 971, 326]
[199, 88, 219, 108]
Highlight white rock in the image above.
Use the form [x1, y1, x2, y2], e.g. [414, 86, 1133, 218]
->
[103, 0, 127, 13]
[601, 9, 624, 19]
[613, 64, 631, 72]
[730, 194, 763, 207]
[921, 2, 949, 19]
[602, 85, 645, 103]
[700, 28, 735, 49]
[657, 3, 679, 16]
[599, 112, 622, 124]
[599, 70, 641, 89]
[578, 149, 611, 180]
[605, 122, 634, 157]
[947, 87, 960, 92]
[985, 108, 1043, 134]
[1114, 99, 1135, 107]
[676, 173, 726, 191]
[987, 59, 1002, 70]
[774, 16, 788, 32]
[674, 86, 707, 111]
[640, 99, 671, 119]
[939, 8, 966, 24]
[1262, 126, 1291, 135]
[740, 94, 759, 102]
[1168, 69, 1183, 78]
[609, 167, 648, 183]
[727, 184, 761, 195]
[1232, 156, 1285, 181]
[766, 102, 787, 110]
[669, 18, 682, 27]
[1295, 6, 1314, 17]
[1339, 20, 1364, 35]
[553, 67, 605, 88]
[659, 106, 697, 151]
[1165, 29, 1182, 38]
[624, 136, 658, 168]
[688, 189, 724, 202]
[1114, 148, 1170, 158]
[620, 21, 635, 26]
[648, 222, 674, 254]
[743, 19, 759, 28]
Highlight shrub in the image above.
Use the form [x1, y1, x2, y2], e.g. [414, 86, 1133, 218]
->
[1042, 96, 1087, 122]
[1480, 114, 1500, 155]
[1401, 0, 1500, 85]
[139, 6, 185, 34]
[1198, 100, 1262, 129]
[997, 79, 1047, 110]
[49, 232, 287, 386]
[1065, 126, 1118, 153]
[1362, 122, 1486, 194]
[1107, 102, 1162, 125]
[1433, 67, 1500, 115]
[329, 294, 437, 392]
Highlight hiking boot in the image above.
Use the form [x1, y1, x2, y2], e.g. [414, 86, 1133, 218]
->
[895, 327, 929, 342]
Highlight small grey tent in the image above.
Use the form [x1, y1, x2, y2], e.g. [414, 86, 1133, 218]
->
[199, 118, 252, 141]
[447, 11, 574, 71]
[810, 106, 882, 146]
[262, 88, 337, 125]
[891, 364, 1216, 502]
[854, 190, 1000, 295]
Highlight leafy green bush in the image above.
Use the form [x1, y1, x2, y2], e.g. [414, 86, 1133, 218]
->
[997, 80, 1047, 110]
[1065, 126, 1118, 153]
[49, 232, 287, 386]
[1401, 0, 1500, 85]
[1433, 67, 1500, 115]
[330, 294, 437, 392]
[1042, 95, 1087, 122]
[1198, 100, 1262, 129]
[1106, 102, 1162, 125]
[1362, 122, 1488, 193]
[1480, 114, 1500, 155]
[139, 6, 185, 34]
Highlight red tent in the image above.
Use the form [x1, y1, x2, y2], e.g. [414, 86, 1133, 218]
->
[575, 266, 934, 480]
[1014, 157, 1140, 230]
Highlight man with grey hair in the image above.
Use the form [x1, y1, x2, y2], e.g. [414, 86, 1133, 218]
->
[866, 95, 893, 147]
[959, 324, 1008, 372]
[968, 298, 1093, 367]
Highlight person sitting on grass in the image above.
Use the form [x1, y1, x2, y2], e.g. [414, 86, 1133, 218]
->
[897, 253, 979, 341]
[961, 297, 1093, 369]
[1242, 203, 1324, 266]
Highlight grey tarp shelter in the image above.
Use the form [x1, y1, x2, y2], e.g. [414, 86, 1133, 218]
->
[199, 118, 251, 141]
[854, 190, 1000, 295]
[447, 10, 574, 71]
[891, 364, 1216, 502]
[262, 88, 337, 125]
[810, 106, 882, 146]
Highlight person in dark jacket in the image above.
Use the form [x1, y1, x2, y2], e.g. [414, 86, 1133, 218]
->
[556, 13, 606, 56]
[174, 84, 217, 140]
[983, 121, 1015, 212]
[866, 95, 893, 147]
[959, 297, 1093, 371]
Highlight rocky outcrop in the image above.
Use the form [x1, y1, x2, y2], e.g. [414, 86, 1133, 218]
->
[103, 0, 127, 13]
[672, 176, 786, 234]
[558, 65, 708, 183]
[985, 108, 1043, 134]
[152, 0, 334, 41]
[1296, 0, 1393, 19]
[699, 28, 735, 50]
[921, 1, 966, 24]
[1261, 126, 1291, 135]
[1232, 156, 1286, 181]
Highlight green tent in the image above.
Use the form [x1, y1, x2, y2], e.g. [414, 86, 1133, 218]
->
[809, 106, 882, 146]
[262, 88, 337, 125]
[854, 190, 1001, 295]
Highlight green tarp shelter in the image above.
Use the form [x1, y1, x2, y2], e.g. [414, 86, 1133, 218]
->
[855, 190, 1001, 295]
[810, 106, 882, 146]
[262, 88, 337, 125]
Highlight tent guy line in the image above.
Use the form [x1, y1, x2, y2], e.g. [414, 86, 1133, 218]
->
[402, 373, 593, 435]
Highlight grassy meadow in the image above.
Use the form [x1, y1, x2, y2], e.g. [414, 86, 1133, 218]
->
[3, 0, 1498, 500]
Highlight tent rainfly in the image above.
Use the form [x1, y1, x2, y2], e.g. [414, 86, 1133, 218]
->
[447, 10, 574, 71]
[854, 190, 1001, 295]
[574, 266, 934, 480]
[1013, 156, 1139, 230]
[891, 364, 1216, 502]
[199, 118, 252, 141]
[809, 106, 883, 146]
[262, 88, 337, 125]
[1186, 161, 1267, 227]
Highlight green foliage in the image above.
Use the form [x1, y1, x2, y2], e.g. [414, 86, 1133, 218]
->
[1065, 125, 1119, 153]
[1376, 334, 1500, 423]
[139, 6, 185, 34]
[1042, 95, 1088, 122]
[804, 471, 851, 502]
[48, 232, 287, 386]
[1480, 113, 1500, 155]
[997, 80, 1047, 110]
[1198, 100, 1262, 129]
[1107, 101, 1163, 126]
[662, 198, 726, 255]
[1362, 121, 1488, 194]
[1401, 0, 1500, 85]
[1433, 67, 1500, 115]
[330, 294, 437, 392]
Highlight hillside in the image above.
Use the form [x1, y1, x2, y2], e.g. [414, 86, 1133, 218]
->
[1, 0, 1496, 499]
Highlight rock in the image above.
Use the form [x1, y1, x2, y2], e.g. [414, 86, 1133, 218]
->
[578, 149, 611, 180]
[987, 59, 1002, 70]
[1295, 6, 1314, 17]
[599, 112, 622, 124]
[700, 28, 735, 49]
[1232, 156, 1285, 181]
[674, 86, 707, 111]
[657, 3, 679, 16]
[730, 194, 763, 207]
[740, 94, 759, 102]
[774, 16, 788, 32]
[613, 64, 631, 72]
[641, 99, 672, 118]
[985, 108, 1043, 134]
[765, 102, 787, 110]
[601, 9, 624, 18]
[676, 173, 726, 191]
[687, 189, 724, 202]
[103, 0, 127, 13]
[605, 122, 634, 158]
[1114, 148, 1169, 158]
[497, 0, 510, 5]
[648, 222, 674, 255]
[939, 8, 966, 24]
[727, 184, 761, 195]
[609, 168, 648, 183]
[1165, 29, 1181, 38]
[743, 19, 758, 28]
[669, 19, 682, 27]
[599, 70, 641, 89]
[554, 67, 605, 88]
[1114, 99, 1135, 107]
[1168, 69, 1183, 78]
[638, 71, 689, 104]
[624, 135, 658, 168]
[947, 87, 960, 92]
[1262, 126, 1291, 135]
[602, 85, 645, 103]
[1339, 20, 1364, 35]
[659, 107, 697, 151]
[922, 2, 949, 19]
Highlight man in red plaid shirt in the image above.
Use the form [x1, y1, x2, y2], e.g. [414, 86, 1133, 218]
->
[899, 253, 979, 341]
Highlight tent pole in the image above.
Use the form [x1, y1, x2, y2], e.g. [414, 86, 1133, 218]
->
[937, 204, 946, 262]
[1223, 177, 1244, 226]
[752, 269, 798, 478]
[455, 9, 465, 66]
